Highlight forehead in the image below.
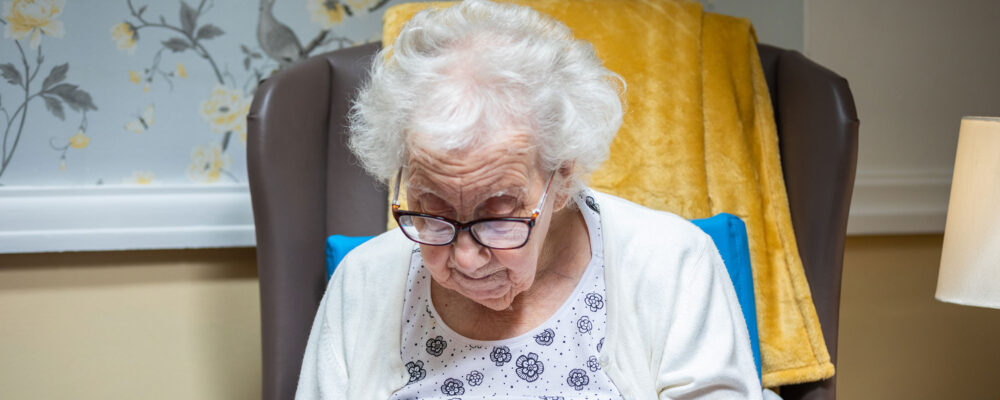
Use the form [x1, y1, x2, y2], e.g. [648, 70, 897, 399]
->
[404, 131, 539, 203]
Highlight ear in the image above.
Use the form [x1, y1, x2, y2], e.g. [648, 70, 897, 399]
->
[551, 162, 576, 211]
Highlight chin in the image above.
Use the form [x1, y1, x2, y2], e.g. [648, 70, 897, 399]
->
[456, 285, 512, 310]
[475, 295, 515, 311]
[448, 282, 514, 310]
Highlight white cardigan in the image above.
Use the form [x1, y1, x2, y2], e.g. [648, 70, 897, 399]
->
[295, 191, 762, 399]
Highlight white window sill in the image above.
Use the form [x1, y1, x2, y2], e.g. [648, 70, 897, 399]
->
[0, 184, 254, 254]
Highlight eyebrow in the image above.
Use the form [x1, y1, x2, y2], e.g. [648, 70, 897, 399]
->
[407, 183, 527, 210]
[473, 189, 525, 207]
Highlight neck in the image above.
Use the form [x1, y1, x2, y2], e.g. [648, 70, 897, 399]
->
[495, 203, 592, 314]
[535, 204, 591, 282]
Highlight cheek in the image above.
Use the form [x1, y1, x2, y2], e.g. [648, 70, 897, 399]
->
[421, 245, 539, 291]
[420, 245, 451, 277]
[492, 251, 539, 288]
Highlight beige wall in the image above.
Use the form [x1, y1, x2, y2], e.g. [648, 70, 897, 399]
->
[0, 249, 260, 400]
[805, 0, 1000, 175]
[837, 235, 1000, 399]
[3, 237, 1000, 399]
[806, 0, 1000, 234]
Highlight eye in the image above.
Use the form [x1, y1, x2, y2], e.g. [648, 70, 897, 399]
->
[480, 195, 519, 216]
[418, 194, 452, 215]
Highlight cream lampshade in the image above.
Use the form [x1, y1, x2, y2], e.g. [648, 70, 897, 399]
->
[936, 116, 1000, 309]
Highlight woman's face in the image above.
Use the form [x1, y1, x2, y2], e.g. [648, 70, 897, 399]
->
[404, 130, 558, 311]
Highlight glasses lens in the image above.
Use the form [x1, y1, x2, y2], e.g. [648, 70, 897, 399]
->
[472, 220, 530, 249]
[398, 215, 455, 245]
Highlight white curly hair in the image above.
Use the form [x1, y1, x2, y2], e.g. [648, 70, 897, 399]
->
[348, 0, 624, 190]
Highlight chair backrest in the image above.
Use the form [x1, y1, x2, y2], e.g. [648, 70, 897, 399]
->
[247, 42, 858, 400]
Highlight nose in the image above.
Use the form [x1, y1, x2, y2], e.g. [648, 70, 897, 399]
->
[451, 230, 490, 274]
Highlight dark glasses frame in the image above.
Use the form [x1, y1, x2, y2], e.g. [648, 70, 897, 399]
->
[390, 168, 556, 250]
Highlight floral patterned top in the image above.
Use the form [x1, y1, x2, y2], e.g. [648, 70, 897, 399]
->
[389, 190, 624, 400]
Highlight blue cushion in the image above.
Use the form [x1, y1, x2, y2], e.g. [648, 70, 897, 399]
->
[324, 213, 760, 379]
[324, 235, 375, 281]
[690, 213, 761, 380]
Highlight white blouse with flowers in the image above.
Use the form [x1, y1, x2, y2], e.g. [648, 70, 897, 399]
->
[389, 190, 623, 400]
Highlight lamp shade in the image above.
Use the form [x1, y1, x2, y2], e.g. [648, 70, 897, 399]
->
[936, 116, 1000, 309]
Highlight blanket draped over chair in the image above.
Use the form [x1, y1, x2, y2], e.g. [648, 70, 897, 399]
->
[382, 0, 835, 387]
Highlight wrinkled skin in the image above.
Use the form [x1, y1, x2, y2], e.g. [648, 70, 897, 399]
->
[404, 130, 592, 340]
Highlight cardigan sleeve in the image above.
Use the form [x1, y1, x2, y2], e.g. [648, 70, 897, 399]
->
[655, 239, 763, 399]
[294, 231, 413, 399]
[295, 269, 350, 399]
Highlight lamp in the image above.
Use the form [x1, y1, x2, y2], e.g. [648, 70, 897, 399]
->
[936, 116, 1000, 309]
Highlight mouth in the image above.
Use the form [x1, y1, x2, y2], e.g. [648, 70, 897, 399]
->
[458, 269, 499, 281]
[450, 268, 507, 296]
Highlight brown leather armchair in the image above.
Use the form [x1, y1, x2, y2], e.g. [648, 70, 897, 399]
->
[247, 42, 858, 400]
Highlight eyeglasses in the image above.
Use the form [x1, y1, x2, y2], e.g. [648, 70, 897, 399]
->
[391, 168, 555, 250]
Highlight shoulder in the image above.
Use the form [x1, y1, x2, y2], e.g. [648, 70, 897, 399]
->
[592, 190, 715, 264]
[591, 190, 721, 307]
[337, 228, 414, 270]
[326, 228, 414, 305]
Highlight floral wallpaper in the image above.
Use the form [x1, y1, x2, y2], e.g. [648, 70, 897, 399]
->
[0, 0, 417, 186]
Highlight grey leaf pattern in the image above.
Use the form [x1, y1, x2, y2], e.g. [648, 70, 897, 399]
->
[42, 96, 65, 120]
[42, 63, 68, 91]
[48, 84, 96, 112]
[162, 37, 190, 52]
[179, 1, 197, 35]
[0, 64, 22, 86]
[196, 24, 224, 40]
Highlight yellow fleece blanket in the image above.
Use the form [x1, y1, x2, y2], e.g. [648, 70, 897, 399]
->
[382, 0, 834, 387]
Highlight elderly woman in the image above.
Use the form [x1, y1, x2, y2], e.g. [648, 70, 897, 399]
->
[295, 0, 760, 399]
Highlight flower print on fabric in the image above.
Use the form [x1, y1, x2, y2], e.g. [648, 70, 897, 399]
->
[566, 368, 590, 391]
[490, 345, 512, 366]
[577, 315, 593, 334]
[426, 336, 448, 357]
[440, 377, 465, 396]
[515, 352, 545, 382]
[534, 328, 555, 346]
[406, 361, 426, 384]
[466, 370, 483, 386]
[587, 356, 601, 372]
[584, 292, 604, 312]
[391, 189, 624, 400]
[585, 196, 600, 213]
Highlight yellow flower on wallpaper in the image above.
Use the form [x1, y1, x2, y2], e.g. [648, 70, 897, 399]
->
[345, 0, 376, 15]
[199, 84, 250, 138]
[68, 130, 89, 149]
[128, 70, 141, 84]
[127, 170, 155, 185]
[110, 22, 137, 54]
[176, 62, 187, 78]
[307, 0, 346, 29]
[187, 144, 231, 183]
[3, 0, 64, 48]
